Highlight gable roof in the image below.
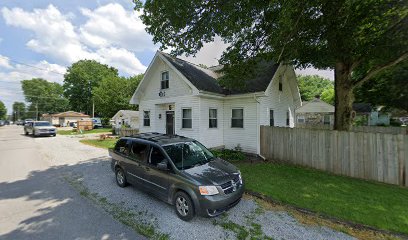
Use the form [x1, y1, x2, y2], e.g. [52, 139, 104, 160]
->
[160, 52, 279, 95]
[112, 110, 139, 119]
[43, 111, 89, 118]
[296, 98, 334, 113]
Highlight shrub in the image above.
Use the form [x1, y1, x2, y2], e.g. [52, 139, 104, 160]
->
[211, 149, 246, 162]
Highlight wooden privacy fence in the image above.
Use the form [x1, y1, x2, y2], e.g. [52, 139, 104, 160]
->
[296, 125, 407, 135]
[260, 126, 408, 187]
[117, 128, 139, 137]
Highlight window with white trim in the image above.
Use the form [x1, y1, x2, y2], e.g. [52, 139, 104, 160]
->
[143, 111, 150, 126]
[182, 108, 192, 128]
[323, 115, 331, 125]
[161, 71, 169, 89]
[209, 109, 217, 128]
[286, 110, 290, 126]
[231, 108, 244, 128]
[297, 116, 305, 123]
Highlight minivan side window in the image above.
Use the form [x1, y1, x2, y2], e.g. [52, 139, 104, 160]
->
[149, 146, 166, 167]
[129, 141, 149, 162]
[115, 139, 129, 154]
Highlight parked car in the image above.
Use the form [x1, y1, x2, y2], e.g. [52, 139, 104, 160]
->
[92, 118, 102, 128]
[24, 121, 57, 137]
[109, 133, 244, 221]
[0, 120, 5, 126]
[24, 119, 34, 125]
[16, 120, 24, 125]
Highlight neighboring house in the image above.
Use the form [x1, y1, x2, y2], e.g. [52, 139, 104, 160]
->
[295, 98, 334, 126]
[112, 110, 140, 129]
[41, 111, 90, 127]
[352, 103, 390, 126]
[129, 51, 301, 154]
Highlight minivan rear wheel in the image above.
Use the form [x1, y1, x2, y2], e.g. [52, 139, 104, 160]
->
[174, 191, 194, 221]
[115, 168, 127, 188]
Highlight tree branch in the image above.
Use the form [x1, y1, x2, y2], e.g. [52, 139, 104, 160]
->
[353, 51, 408, 87]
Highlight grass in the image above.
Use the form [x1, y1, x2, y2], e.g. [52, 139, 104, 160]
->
[58, 128, 112, 135]
[79, 139, 117, 149]
[236, 162, 408, 235]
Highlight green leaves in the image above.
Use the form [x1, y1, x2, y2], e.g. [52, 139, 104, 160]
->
[63, 60, 118, 115]
[0, 100, 6, 119]
[93, 74, 143, 118]
[21, 78, 69, 118]
[297, 75, 333, 103]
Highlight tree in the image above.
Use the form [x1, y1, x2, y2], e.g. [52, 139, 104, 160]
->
[12, 102, 26, 121]
[63, 60, 119, 115]
[321, 88, 335, 105]
[0, 100, 6, 119]
[21, 78, 69, 119]
[297, 75, 333, 102]
[137, 0, 407, 130]
[93, 74, 143, 118]
[354, 60, 408, 112]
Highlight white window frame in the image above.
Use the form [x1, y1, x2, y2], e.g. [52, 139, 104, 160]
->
[209, 108, 218, 128]
[297, 115, 305, 123]
[161, 71, 169, 89]
[323, 115, 331, 125]
[269, 109, 275, 126]
[181, 108, 192, 129]
[231, 108, 244, 128]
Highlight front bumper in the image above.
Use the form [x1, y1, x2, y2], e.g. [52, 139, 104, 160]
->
[195, 182, 244, 217]
[34, 131, 56, 136]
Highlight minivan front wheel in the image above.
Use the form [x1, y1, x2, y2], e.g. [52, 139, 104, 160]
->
[115, 168, 127, 188]
[174, 191, 194, 221]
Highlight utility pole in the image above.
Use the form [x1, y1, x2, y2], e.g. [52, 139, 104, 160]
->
[35, 103, 38, 121]
[92, 100, 95, 118]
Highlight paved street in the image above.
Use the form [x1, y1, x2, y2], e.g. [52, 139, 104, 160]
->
[0, 125, 145, 240]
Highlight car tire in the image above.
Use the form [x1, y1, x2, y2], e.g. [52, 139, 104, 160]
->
[52, 134, 56, 137]
[174, 191, 195, 221]
[115, 168, 127, 188]
[25, 131, 28, 135]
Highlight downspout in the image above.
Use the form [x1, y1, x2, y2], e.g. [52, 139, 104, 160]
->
[253, 94, 264, 158]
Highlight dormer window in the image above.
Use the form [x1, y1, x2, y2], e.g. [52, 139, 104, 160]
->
[161, 71, 169, 89]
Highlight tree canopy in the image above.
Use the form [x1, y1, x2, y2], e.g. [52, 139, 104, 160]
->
[136, 0, 407, 130]
[354, 60, 408, 112]
[63, 60, 119, 115]
[297, 75, 333, 102]
[21, 78, 69, 119]
[93, 74, 143, 118]
[0, 100, 6, 119]
[12, 102, 26, 121]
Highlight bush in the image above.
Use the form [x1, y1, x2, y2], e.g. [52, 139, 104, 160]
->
[211, 149, 246, 162]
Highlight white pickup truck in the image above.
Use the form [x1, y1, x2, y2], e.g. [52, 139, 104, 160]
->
[24, 121, 57, 137]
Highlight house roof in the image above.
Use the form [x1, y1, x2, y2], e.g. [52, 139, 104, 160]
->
[161, 52, 279, 95]
[296, 98, 334, 113]
[48, 111, 90, 118]
[112, 110, 139, 119]
[353, 103, 372, 113]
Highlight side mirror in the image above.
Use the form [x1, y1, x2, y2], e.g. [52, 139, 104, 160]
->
[157, 159, 169, 171]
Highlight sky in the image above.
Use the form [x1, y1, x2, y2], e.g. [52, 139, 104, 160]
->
[0, 0, 333, 115]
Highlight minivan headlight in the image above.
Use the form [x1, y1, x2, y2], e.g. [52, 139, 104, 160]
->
[199, 186, 219, 196]
[238, 170, 243, 184]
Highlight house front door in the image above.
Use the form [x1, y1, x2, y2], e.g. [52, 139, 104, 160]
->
[166, 111, 174, 135]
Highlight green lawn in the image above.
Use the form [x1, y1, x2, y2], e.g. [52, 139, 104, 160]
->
[58, 128, 112, 135]
[79, 139, 117, 149]
[236, 162, 408, 234]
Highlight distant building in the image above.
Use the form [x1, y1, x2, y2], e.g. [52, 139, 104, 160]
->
[41, 111, 90, 127]
[111, 110, 139, 129]
[352, 103, 390, 126]
[295, 98, 334, 126]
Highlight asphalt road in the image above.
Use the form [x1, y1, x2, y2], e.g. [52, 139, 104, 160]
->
[0, 125, 145, 240]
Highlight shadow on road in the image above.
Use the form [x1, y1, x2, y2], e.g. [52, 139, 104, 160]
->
[0, 157, 144, 240]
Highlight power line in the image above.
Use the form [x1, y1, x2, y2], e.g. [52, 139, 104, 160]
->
[0, 56, 66, 75]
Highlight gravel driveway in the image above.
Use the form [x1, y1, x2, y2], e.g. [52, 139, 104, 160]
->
[38, 134, 355, 240]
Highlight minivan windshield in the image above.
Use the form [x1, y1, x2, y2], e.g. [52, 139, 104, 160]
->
[163, 141, 215, 170]
[34, 122, 51, 126]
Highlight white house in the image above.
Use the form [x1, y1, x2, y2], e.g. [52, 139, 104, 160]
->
[130, 51, 301, 154]
[112, 110, 140, 129]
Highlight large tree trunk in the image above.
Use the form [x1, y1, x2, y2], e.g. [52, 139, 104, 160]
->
[334, 62, 354, 131]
